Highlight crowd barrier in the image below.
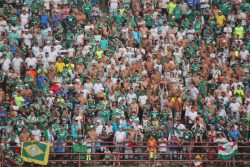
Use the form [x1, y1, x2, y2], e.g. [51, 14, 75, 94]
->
[1, 142, 250, 167]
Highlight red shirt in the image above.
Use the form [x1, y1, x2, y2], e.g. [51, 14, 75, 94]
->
[50, 84, 59, 94]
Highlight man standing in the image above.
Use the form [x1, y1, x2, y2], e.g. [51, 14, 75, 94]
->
[148, 135, 157, 165]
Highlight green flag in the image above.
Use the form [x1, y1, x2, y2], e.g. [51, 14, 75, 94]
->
[73, 144, 87, 160]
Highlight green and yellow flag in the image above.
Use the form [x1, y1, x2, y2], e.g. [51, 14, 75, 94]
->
[21, 142, 51, 165]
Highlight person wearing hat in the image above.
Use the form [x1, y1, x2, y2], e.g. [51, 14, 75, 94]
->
[22, 29, 33, 48]
[227, 125, 240, 141]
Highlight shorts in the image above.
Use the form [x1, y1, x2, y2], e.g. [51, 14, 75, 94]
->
[150, 151, 155, 159]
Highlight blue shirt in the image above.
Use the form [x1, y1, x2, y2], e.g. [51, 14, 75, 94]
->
[228, 130, 240, 141]
[112, 123, 118, 133]
[132, 31, 142, 44]
[52, 14, 62, 27]
[187, 0, 200, 8]
[37, 76, 47, 87]
[40, 14, 49, 25]
[99, 39, 109, 51]
[55, 91, 66, 99]
[71, 124, 79, 138]
[55, 140, 65, 152]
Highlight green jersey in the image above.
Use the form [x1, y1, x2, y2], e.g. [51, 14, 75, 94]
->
[3, 7, 11, 18]
[10, 15, 19, 25]
[52, 124, 61, 131]
[194, 22, 202, 32]
[144, 15, 154, 27]
[173, 7, 182, 19]
[221, 3, 231, 16]
[241, 3, 250, 11]
[65, 16, 77, 27]
[214, 115, 224, 125]
[57, 130, 68, 141]
[65, 33, 74, 46]
[16, 124, 25, 135]
[83, 3, 92, 15]
[191, 63, 200, 73]
[183, 131, 192, 141]
[115, 14, 124, 27]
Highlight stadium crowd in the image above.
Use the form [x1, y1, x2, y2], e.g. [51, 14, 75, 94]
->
[0, 0, 249, 166]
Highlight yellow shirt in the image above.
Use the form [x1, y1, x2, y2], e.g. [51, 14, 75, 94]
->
[96, 50, 104, 59]
[15, 96, 24, 107]
[55, 62, 65, 73]
[168, 2, 176, 15]
[170, 97, 182, 103]
[215, 15, 226, 27]
[234, 26, 244, 39]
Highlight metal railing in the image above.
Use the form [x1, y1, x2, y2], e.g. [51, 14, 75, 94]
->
[1, 142, 250, 167]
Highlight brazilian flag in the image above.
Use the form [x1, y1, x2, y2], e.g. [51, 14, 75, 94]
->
[21, 142, 51, 165]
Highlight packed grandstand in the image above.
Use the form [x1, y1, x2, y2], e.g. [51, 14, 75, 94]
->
[0, 0, 249, 166]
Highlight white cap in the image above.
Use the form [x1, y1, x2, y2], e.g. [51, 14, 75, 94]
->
[75, 79, 81, 83]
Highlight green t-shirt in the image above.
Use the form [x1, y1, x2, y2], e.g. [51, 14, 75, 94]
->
[3, 7, 11, 18]
[65, 16, 77, 27]
[115, 14, 124, 27]
[173, 7, 182, 19]
[10, 15, 19, 25]
[30, 4, 39, 11]
[144, 15, 154, 27]
[214, 115, 224, 125]
[65, 33, 74, 45]
[52, 124, 61, 131]
[183, 131, 192, 141]
[83, 3, 92, 15]
[194, 22, 202, 32]
[16, 124, 25, 135]
[221, 3, 231, 16]
[191, 63, 200, 73]
[57, 130, 68, 141]
[240, 3, 249, 11]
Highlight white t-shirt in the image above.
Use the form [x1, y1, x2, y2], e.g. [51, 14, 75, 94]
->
[188, 111, 198, 123]
[220, 83, 229, 92]
[110, 0, 118, 9]
[93, 83, 104, 94]
[126, 93, 137, 104]
[240, 50, 249, 61]
[185, 105, 192, 117]
[22, 33, 33, 47]
[0, 58, 11, 71]
[84, 82, 94, 93]
[32, 129, 42, 141]
[25, 57, 38, 69]
[43, 45, 51, 53]
[96, 125, 103, 136]
[47, 50, 58, 63]
[186, 29, 195, 41]
[138, 95, 148, 106]
[114, 131, 126, 143]
[200, 0, 209, 9]
[162, 0, 169, 8]
[229, 102, 240, 112]
[158, 138, 168, 152]
[105, 125, 113, 134]
[20, 13, 29, 26]
[12, 57, 24, 70]
[223, 26, 232, 38]
[174, 123, 185, 137]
